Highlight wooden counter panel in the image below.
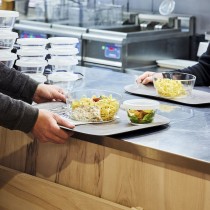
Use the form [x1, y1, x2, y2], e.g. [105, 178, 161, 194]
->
[0, 127, 210, 210]
[0, 165, 135, 210]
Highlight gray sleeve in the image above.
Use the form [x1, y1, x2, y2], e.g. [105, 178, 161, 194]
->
[176, 43, 210, 86]
[0, 92, 39, 133]
[0, 62, 39, 104]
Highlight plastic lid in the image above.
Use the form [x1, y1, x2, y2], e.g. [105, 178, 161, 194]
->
[16, 38, 48, 46]
[48, 58, 78, 66]
[159, 0, 175, 16]
[0, 51, 17, 60]
[48, 47, 79, 55]
[123, 99, 159, 110]
[0, 31, 18, 39]
[16, 59, 47, 67]
[48, 37, 79, 45]
[0, 10, 19, 17]
[17, 49, 48, 56]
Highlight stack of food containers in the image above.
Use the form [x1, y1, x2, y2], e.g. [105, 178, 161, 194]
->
[0, 10, 19, 68]
[47, 37, 79, 72]
[15, 38, 48, 74]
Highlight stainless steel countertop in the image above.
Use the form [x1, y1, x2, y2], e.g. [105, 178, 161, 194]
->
[61, 66, 210, 174]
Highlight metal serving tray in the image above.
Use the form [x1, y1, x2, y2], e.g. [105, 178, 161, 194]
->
[34, 102, 170, 136]
[124, 84, 210, 105]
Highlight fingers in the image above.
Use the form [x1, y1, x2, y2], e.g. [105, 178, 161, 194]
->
[136, 71, 154, 85]
[32, 110, 75, 144]
[54, 114, 75, 129]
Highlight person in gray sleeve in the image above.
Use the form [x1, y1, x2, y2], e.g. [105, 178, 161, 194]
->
[136, 43, 210, 86]
[0, 62, 75, 144]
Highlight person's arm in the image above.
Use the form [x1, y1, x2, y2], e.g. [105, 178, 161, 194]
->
[0, 62, 39, 104]
[177, 43, 210, 86]
[0, 92, 75, 143]
[0, 92, 38, 132]
[136, 43, 210, 86]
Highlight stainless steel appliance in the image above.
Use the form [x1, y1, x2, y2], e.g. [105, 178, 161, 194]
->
[82, 14, 195, 72]
[14, 20, 87, 61]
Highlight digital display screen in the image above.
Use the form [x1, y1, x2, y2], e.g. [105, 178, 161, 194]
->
[104, 44, 121, 59]
[20, 31, 47, 39]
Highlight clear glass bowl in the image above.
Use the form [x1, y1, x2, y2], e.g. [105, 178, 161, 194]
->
[153, 72, 196, 98]
[67, 89, 122, 122]
[123, 99, 159, 124]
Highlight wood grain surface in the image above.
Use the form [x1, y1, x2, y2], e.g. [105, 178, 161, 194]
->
[0, 126, 210, 210]
[0, 165, 137, 210]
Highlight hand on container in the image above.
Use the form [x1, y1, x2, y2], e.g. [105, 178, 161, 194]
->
[32, 109, 75, 144]
[33, 84, 66, 103]
[136, 71, 156, 85]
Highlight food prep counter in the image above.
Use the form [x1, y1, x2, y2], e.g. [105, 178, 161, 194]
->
[1, 66, 210, 210]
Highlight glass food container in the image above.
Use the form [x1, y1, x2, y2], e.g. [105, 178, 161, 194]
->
[123, 99, 160, 124]
[153, 72, 196, 99]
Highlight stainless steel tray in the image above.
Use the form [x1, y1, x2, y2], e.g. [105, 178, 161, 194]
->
[34, 102, 170, 136]
[124, 84, 210, 105]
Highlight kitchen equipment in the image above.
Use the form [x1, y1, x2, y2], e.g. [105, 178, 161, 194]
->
[205, 32, 210, 41]
[82, 14, 195, 72]
[156, 59, 198, 69]
[14, 20, 87, 62]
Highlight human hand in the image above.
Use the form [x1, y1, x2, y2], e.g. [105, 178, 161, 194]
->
[31, 109, 75, 144]
[33, 84, 66, 104]
[136, 71, 156, 85]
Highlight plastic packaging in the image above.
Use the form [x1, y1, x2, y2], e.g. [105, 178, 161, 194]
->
[16, 38, 48, 49]
[0, 51, 17, 68]
[17, 48, 48, 60]
[0, 10, 19, 30]
[0, 31, 18, 50]
[48, 47, 79, 56]
[48, 57, 78, 72]
[48, 37, 79, 49]
[16, 59, 47, 74]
